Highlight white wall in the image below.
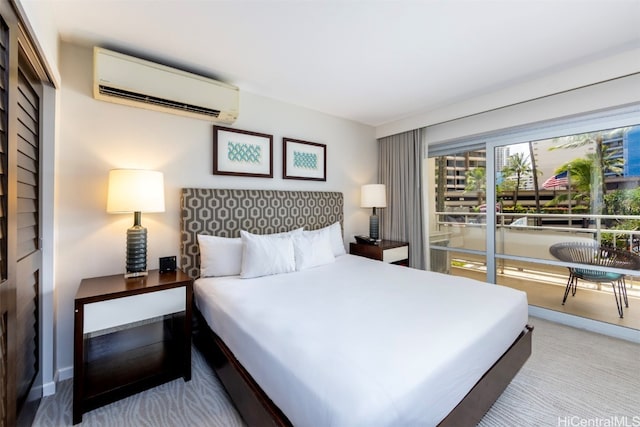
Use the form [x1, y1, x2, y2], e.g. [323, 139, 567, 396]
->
[15, 0, 61, 86]
[423, 73, 640, 145]
[40, 84, 57, 395]
[376, 47, 640, 140]
[55, 42, 377, 375]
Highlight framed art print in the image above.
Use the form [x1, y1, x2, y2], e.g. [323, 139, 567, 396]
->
[283, 138, 326, 181]
[213, 126, 273, 178]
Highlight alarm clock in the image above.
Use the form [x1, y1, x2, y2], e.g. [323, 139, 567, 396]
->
[159, 256, 177, 273]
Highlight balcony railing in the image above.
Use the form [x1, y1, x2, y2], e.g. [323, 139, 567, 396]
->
[434, 211, 640, 253]
[431, 211, 640, 324]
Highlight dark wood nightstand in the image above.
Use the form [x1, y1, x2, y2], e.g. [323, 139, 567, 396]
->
[350, 240, 409, 266]
[73, 269, 193, 424]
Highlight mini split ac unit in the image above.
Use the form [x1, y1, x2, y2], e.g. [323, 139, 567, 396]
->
[93, 47, 239, 123]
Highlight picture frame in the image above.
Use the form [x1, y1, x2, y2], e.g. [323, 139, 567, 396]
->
[283, 138, 327, 181]
[213, 126, 273, 178]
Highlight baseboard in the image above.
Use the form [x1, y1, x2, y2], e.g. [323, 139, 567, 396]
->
[529, 305, 640, 343]
[41, 366, 72, 397]
[42, 380, 56, 397]
[57, 365, 73, 382]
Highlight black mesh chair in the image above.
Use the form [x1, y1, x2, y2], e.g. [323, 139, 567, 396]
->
[549, 241, 640, 318]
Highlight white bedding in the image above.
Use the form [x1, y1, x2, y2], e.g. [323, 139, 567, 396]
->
[195, 254, 528, 426]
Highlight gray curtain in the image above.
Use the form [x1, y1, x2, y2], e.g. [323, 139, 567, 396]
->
[378, 129, 425, 269]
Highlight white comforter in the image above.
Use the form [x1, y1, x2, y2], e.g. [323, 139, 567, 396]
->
[195, 254, 528, 427]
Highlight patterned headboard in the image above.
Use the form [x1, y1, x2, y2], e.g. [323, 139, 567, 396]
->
[180, 188, 344, 279]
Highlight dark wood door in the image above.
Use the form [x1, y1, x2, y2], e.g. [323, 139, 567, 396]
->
[0, 2, 47, 426]
[0, 11, 16, 426]
[14, 52, 42, 427]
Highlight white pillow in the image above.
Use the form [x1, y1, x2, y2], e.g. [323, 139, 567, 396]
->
[240, 230, 296, 278]
[293, 231, 335, 271]
[244, 227, 304, 238]
[304, 222, 346, 256]
[197, 234, 243, 277]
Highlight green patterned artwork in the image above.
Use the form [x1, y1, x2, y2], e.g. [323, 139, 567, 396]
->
[293, 151, 318, 169]
[213, 126, 273, 178]
[282, 137, 326, 181]
[228, 141, 261, 164]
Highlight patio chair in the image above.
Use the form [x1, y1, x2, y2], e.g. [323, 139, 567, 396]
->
[549, 241, 640, 318]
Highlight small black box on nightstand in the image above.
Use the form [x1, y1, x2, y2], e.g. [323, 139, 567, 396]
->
[159, 256, 176, 273]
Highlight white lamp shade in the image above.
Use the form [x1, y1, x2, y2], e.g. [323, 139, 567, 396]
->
[107, 169, 165, 213]
[360, 184, 387, 208]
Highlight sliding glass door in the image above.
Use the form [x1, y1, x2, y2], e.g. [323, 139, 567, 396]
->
[427, 116, 640, 330]
[427, 148, 488, 282]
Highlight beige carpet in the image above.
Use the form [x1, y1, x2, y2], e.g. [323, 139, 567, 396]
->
[33, 317, 640, 426]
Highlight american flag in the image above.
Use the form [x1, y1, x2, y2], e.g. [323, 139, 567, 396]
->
[542, 171, 569, 189]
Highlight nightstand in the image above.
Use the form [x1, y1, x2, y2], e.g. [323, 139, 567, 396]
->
[73, 269, 193, 424]
[350, 240, 409, 266]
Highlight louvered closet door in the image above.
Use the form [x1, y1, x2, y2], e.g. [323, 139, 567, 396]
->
[0, 13, 12, 427]
[14, 57, 42, 427]
[0, 1, 47, 425]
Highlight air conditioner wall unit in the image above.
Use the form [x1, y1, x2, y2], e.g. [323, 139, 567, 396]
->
[93, 47, 239, 123]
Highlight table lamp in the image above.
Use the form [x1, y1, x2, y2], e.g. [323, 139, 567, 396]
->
[361, 184, 386, 240]
[107, 169, 165, 278]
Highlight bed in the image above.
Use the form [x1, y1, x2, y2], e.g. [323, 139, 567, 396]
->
[180, 188, 532, 426]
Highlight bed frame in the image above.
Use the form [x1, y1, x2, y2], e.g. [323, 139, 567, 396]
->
[181, 188, 533, 426]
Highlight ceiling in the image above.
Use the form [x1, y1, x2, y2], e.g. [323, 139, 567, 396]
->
[40, 0, 640, 127]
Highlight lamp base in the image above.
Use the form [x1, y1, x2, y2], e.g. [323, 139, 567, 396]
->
[369, 214, 380, 240]
[125, 220, 148, 278]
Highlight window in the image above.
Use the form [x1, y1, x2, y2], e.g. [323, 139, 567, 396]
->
[427, 106, 640, 330]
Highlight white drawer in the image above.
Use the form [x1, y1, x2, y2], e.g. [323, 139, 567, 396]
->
[84, 286, 186, 333]
[383, 246, 409, 263]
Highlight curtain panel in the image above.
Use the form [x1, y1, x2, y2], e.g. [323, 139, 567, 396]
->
[378, 129, 425, 269]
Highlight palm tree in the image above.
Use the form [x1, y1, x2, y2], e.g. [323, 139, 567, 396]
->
[528, 141, 541, 214]
[550, 128, 625, 200]
[501, 153, 532, 206]
[464, 167, 486, 207]
[549, 156, 595, 210]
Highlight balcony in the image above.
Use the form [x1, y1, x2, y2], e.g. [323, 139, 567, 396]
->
[431, 212, 640, 330]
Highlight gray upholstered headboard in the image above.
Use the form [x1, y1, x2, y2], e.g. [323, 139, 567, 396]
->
[180, 188, 344, 279]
